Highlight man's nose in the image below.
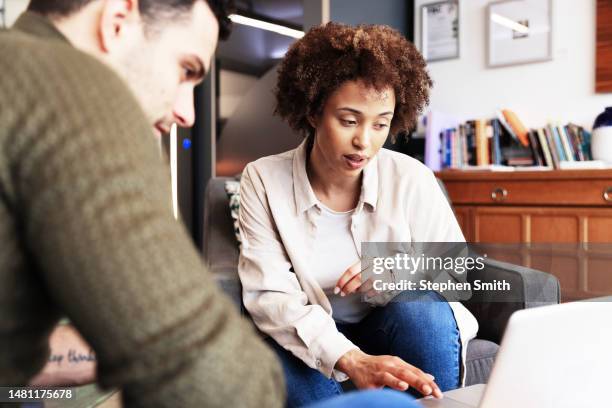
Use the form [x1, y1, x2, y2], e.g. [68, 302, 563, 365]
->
[173, 87, 195, 128]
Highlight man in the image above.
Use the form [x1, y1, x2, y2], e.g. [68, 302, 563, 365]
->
[0, 2, 423, 407]
[0, 1, 285, 406]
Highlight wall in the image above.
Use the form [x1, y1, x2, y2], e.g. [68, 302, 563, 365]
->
[5, 0, 28, 26]
[219, 69, 257, 119]
[414, 0, 612, 129]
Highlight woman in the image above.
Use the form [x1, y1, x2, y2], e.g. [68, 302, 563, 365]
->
[237, 22, 478, 407]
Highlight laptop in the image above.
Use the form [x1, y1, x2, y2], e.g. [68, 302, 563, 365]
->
[420, 299, 612, 408]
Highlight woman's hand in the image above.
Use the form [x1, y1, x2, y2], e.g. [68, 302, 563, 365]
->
[335, 349, 443, 398]
[335, 260, 367, 296]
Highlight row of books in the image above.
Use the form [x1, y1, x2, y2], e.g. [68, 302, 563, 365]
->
[438, 110, 592, 169]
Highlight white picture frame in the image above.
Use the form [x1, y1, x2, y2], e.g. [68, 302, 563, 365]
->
[487, 0, 553, 68]
[421, 0, 460, 62]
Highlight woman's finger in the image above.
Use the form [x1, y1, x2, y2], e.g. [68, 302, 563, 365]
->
[387, 363, 441, 398]
[377, 372, 409, 391]
[334, 261, 362, 294]
[340, 273, 362, 295]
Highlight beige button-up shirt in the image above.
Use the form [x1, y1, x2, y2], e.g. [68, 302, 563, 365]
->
[238, 139, 478, 383]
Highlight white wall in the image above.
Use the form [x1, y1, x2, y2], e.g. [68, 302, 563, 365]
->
[219, 69, 258, 119]
[414, 0, 612, 130]
[5, 0, 28, 26]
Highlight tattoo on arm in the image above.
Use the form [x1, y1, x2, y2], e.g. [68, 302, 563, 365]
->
[48, 349, 96, 365]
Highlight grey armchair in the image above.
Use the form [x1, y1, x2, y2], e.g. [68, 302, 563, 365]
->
[203, 177, 561, 386]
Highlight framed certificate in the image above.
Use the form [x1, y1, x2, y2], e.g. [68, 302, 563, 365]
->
[421, 1, 460, 62]
[487, 0, 553, 68]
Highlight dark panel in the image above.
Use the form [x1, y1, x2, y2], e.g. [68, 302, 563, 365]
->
[330, 0, 409, 35]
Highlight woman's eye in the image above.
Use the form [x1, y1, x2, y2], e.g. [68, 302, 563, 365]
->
[374, 123, 389, 130]
[341, 119, 357, 126]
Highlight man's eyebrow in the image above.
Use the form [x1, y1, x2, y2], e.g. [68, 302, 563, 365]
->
[338, 107, 393, 116]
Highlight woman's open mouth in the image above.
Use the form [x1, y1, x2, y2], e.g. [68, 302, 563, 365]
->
[344, 154, 367, 170]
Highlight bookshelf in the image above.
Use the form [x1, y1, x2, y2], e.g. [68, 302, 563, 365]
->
[437, 169, 612, 301]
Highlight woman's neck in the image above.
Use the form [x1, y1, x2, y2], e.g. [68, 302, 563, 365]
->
[306, 141, 362, 211]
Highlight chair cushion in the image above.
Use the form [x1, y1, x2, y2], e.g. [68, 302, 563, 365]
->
[465, 339, 498, 386]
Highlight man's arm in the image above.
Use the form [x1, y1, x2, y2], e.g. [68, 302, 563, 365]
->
[29, 324, 96, 387]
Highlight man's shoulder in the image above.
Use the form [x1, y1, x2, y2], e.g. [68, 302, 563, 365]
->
[0, 28, 138, 109]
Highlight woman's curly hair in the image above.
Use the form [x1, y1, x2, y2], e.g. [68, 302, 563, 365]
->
[274, 22, 433, 142]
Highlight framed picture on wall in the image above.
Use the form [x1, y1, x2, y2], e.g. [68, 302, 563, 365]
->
[487, 0, 553, 68]
[421, 0, 460, 62]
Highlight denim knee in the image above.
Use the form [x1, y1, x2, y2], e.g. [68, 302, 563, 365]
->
[385, 291, 458, 337]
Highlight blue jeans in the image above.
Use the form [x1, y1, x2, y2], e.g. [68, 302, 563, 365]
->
[267, 291, 461, 407]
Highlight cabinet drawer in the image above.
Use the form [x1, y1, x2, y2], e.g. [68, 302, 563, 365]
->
[445, 179, 612, 206]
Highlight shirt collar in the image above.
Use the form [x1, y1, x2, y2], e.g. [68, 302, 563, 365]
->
[292, 139, 379, 215]
[12, 12, 70, 43]
[293, 139, 319, 214]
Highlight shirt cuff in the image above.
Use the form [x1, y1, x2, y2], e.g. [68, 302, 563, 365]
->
[311, 328, 359, 379]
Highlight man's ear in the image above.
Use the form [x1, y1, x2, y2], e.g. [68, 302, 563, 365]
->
[98, 0, 141, 53]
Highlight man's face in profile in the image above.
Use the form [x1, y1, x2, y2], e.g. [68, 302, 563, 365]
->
[111, 1, 219, 136]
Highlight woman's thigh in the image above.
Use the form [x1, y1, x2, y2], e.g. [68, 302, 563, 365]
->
[341, 291, 461, 393]
[264, 337, 343, 407]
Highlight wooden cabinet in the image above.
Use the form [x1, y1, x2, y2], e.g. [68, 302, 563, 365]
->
[437, 170, 612, 301]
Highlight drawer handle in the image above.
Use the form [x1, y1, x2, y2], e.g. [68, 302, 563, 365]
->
[605, 187, 612, 203]
[491, 187, 508, 202]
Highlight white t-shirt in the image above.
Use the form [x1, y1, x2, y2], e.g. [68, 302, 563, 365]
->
[310, 202, 371, 324]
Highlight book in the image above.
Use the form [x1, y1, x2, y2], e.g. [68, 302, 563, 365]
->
[460, 125, 469, 167]
[527, 130, 544, 166]
[536, 128, 554, 168]
[565, 125, 584, 161]
[425, 111, 460, 171]
[465, 121, 477, 165]
[544, 127, 560, 168]
[491, 119, 503, 165]
[475, 119, 489, 166]
[549, 125, 567, 162]
[495, 111, 520, 144]
[502, 109, 530, 147]
[557, 125, 575, 162]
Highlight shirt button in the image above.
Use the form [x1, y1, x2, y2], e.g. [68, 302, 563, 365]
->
[315, 359, 322, 368]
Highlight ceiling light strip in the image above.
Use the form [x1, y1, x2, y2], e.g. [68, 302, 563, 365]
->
[229, 14, 305, 39]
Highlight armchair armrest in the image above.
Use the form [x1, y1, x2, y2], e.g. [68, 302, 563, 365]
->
[463, 255, 560, 344]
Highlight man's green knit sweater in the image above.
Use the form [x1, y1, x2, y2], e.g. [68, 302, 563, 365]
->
[0, 12, 284, 407]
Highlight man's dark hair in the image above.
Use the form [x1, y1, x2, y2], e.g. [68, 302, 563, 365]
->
[27, 0, 234, 39]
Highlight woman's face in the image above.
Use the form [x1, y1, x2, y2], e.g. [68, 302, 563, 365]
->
[311, 80, 396, 176]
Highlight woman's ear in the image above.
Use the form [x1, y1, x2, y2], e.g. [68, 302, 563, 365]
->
[98, 0, 140, 54]
[307, 114, 318, 130]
